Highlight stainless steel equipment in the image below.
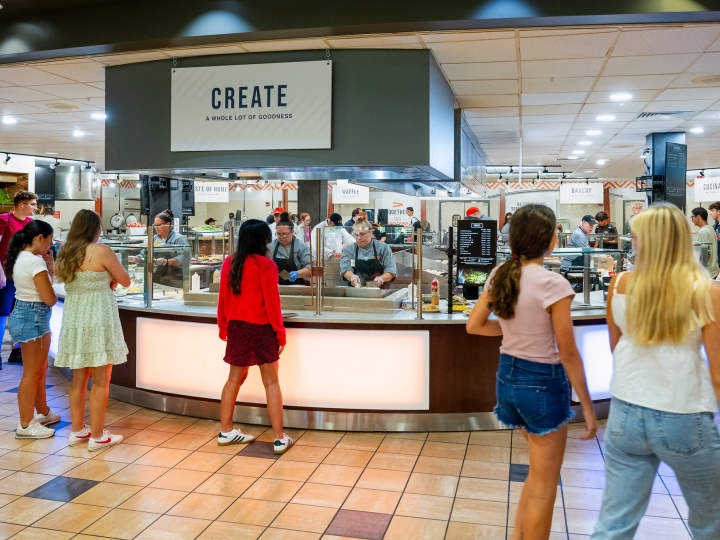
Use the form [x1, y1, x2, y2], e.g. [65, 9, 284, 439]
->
[55, 165, 99, 200]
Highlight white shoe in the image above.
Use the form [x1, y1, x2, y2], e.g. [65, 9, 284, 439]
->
[69, 426, 92, 446]
[88, 431, 123, 452]
[35, 409, 61, 426]
[217, 429, 255, 446]
[274, 434, 293, 454]
[16, 418, 55, 439]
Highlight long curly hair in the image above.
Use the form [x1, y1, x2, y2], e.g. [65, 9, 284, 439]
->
[229, 219, 271, 295]
[5, 220, 54, 279]
[56, 209, 102, 283]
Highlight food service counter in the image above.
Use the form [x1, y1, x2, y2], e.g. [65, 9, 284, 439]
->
[49, 297, 613, 432]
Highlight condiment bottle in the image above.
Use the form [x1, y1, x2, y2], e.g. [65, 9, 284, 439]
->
[431, 278, 439, 306]
[191, 272, 200, 292]
[213, 269, 220, 283]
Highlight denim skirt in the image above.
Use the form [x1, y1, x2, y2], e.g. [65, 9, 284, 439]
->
[494, 353, 575, 435]
[8, 300, 51, 343]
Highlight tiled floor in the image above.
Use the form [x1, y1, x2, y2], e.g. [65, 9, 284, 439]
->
[0, 362, 699, 540]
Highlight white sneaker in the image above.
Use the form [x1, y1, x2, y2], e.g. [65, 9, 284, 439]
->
[274, 434, 293, 454]
[69, 426, 92, 446]
[217, 429, 255, 446]
[16, 418, 55, 439]
[35, 409, 61, 426]
[88, 431, 123, 452]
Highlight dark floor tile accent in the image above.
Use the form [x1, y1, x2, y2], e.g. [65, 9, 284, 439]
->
[325, 510, 392, 540]
[50, 421, 71, 431]
[237, 441, 280, 460]
[5, 384, 53, 393]
[509, 464, 529, 482]
[25, 476, 100, 502]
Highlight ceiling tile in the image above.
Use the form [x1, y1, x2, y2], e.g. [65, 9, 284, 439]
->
[427, 39, 517, 64]
[326, 35, 420, 48]
[442, 62, 518, 80]
[643, 98, 717, 111]
[611, 27, 720, 57]
[655, 87, 720, 101]
[0, 87, 63, 102]
[686, 52, 720, 73]
[520, 32, 616, 60]
[0, 102, 48, 115]
[164, 45, 247, 56]
[27, 84, 105, 100]
[241, 39, 328, 52]
[466, 116, 519, 126]
[93, 51, 170, 65]
[521, 58, 605, 79]
[581, 102, 647, 114]
[33, 61, 106, 84]
[668, 72, 720, 89]
[420, 31, 516, 43]
[0, 66, 76, 86]
[452, 80, 518, 95]
[708, 36, 720, 52]
[603, 54, 696, 76]
[521, 92, 587, 106]
[522, 104, 582, 115]
[456, 95, 518, 108]
[463, 107, 519, 118]
[594, 75, 677, 91]
[523, 114, 577, 124]
[522, 77, 595, 94]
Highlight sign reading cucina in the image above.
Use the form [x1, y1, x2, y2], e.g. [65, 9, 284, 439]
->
[695, 177, 720, 202]
[559, 183, 604, 205]
[171, 61, 332, 151]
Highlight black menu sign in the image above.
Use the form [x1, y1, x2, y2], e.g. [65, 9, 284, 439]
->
[457, 219, 497, 285]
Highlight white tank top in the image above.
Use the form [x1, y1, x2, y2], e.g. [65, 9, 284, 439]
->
[610, 274, 717, 414]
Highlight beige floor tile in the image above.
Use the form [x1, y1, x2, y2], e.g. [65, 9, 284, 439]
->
[385, 432, 428, 441]
[335, 433, 385, 452]
[468, 432, 512, 448]
[145, 418, 198, 434]
[179, 420, 222, 437]
[0, 497, 63, 525]
[278, 445, 331, 464]
[560, 468, 605, 489]
[634, 516, 692, 540]
[322, 448, 374, 468]
[307, 464, 363, 487]
[294, 431, 344, 448]
[456, 477, 509, 503]
[460, 460, 510, 481]
[159, 434, 212, 451]
[0, 432, 33, 451]
[644, 494, 683, 519]
[241, 478, 303, 503]
[175, 452, 233, 473]
[197, 440, 253, 455]
[355, 468, 410, 492]
[193, 473, 256, 498]
[367, 452, 417, 472]
[509, 503, 566, 533]
[564, 438, 602, 455]
[133, 447, 192, 468]
[384, 515, 447, 540]
[0, 523, 24, 539]
[167, 492, 235, 520]
[396, 493, 454, 521]
[256, 428, 306, 444]
[219, 498, 285, 527]
[217, 456, 274, 477]
[54, 443, 109, 460]
[341, 488, 401, 514]
[8, 527, 75, 540]
[290, 483, 350, 508]
[21, 455, 86, 476]
[420, 441, 467, 460]
[19, 436, 69, 454]
[196, 520, 264, 540]
[451, 499, 508, 527]
[270, 503, 336, 534]
[0, 451, 47, 470]
[465, 445, 511, 464]
[427, 432, 470, 445]
[63, 459, 127, 481]
[81, 508, 160, 539]
[148, 468, 212, 491]
[110, 415, 160, 430]
[259, 529, 320, 540]
[122, 430, 175, 447]
[119, 487, 188, 514]
[72, 482, 142, 507]
[262, 460, 318, 482]
[376, 438, 425, 456]
[405, 473, 459, 497]
[33, 502, 110, 533]
[561, 451, 606, 471]
[0, 472, 56, 496]
[92, 443, 154, 464]
[445, 521, 507, 540]
[0, 493, 19, 509]
[564, 508, 601, 536]
[562, 486, 605, 511]
[413, 456, 463, 476]
[105, 464, 169, 487]
[134, 515, 211, 540]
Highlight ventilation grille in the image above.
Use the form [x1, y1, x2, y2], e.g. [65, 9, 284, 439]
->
[554, 158, 586, 162]
[636, 111, 693, 120]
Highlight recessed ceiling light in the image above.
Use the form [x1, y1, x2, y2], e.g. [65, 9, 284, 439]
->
[610, 93, 632, 101]
[586, 130, 602, 135]
[578, 141, 591, 146]
[567, 156, 580, 160]
[690, 127, 704, 133]
[584, 170, 596, 173]
[572, 150, 585, 155]
[596, 160, 607, 165]
[73, 130, 85, 137]
[597, 115, 616, 121]
[91, 112, 106, 120]
[1, 116, 17, 125]
[45, 152, 58, 155]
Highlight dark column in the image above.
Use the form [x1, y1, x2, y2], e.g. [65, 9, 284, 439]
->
[297, 181, 328, 226]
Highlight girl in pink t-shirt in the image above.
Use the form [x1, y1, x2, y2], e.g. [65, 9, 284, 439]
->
[467, 204, 597, 540]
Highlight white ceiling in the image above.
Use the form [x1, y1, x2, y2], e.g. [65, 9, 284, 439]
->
[0, 23, 720, 181]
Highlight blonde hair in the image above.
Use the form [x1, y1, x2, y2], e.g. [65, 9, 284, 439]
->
[625, 204, 713, 346]
[56, 209, 102, 283]
[632, 201, 644, 210]
[352, 216, 372, 232]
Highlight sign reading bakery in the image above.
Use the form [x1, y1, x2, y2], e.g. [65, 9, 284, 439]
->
[695, 177, 720, 202]
[559, 183, 603, 205]
[171, 61, 332, 151]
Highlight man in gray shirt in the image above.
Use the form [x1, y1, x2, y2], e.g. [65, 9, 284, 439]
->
[561, 215, 597, 270]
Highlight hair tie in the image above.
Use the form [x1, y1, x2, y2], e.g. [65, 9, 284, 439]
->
[511, 254, 520, 260]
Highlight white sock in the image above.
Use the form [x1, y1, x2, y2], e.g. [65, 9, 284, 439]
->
[72, 427, 89, 436]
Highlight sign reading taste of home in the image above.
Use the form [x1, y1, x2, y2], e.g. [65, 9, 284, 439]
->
[171, 61, 332, 152]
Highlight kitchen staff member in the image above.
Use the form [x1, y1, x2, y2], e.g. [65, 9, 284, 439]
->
[341, 217, 397, 288]
[311, 213, 355, 261]
[205, 217, 217, 226]
[269, 206, 284, 240]
[267, 212, 311, 285]
[128, 209, 189, 287]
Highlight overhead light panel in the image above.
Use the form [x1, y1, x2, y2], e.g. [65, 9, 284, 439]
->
[568, 156, 580, 160]
[586, 130, 602, 135]
[690, 127, 704, 133]
[596, 115, 615, 121]
[73, 130, 85, 137]
[2, 153, 9, 165]
[572, 150, 585, 155]
[91, 112, 107, 120]
[1, 116, 17, 125]
[578, 141, 591, 146]
[45, 152, 58, 155]
[609, 93, 632, 101]
[597, 159, 607, 165]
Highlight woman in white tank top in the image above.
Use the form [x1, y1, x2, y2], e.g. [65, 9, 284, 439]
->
[591, 203, 720, 539]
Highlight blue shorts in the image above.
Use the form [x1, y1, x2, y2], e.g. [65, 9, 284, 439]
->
[8, 300, 51, 343]
[494, 353, 575, 435]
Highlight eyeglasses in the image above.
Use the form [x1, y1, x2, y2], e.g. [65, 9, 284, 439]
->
[22, 202, 38, 208]
[276, 231, 293, 238]
[353, 231, 372, 238]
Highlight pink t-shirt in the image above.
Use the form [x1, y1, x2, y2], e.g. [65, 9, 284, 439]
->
[487, 264, 575, 363]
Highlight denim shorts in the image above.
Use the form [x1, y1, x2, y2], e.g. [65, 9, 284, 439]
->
[8, 300, 52, 343]
[494, 353, 575, 435]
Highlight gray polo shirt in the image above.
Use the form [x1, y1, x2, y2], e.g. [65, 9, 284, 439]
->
[562, 226, 590, 269]
[136, 230, 189, 264]
[340, 239, 397, 276]
[267, 239, 311, 270]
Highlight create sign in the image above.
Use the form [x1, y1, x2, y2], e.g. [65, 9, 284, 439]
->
[195, 181, 229, 202]
[171, 61, 332, 151]
[559, 183, 604, 204]
[694, 177, 720, 202]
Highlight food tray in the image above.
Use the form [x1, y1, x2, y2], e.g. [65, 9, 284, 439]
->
[346, 287, 388, 298]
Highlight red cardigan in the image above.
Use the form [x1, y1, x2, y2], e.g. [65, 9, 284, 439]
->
[217, 254, 286, 346]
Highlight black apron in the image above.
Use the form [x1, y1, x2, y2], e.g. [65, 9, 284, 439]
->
[348, 241, 387, 288]
[273, 239, 300, 286]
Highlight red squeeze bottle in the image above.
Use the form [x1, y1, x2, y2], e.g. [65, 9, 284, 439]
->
[431, 278, 439, 306]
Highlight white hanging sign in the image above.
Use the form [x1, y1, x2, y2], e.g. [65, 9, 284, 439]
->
[195, 181, 229, 203]
[559, 183, 604, 204]
[694, 177, 720, 202]
[506, 192, 557, 214]
[333, 184, 370, 204]
[171, 61, 332, 151]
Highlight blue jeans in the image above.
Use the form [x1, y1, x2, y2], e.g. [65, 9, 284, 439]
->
[592, 398, 720, 539]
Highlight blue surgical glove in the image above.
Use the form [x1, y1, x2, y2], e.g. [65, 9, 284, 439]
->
[288, 271, 299, 282]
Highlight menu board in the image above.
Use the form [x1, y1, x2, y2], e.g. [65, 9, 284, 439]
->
[663, 142, 687, 211]
[457, 219, 497, 286]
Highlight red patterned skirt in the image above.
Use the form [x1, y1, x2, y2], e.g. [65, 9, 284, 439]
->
[224, 320, 280, 367]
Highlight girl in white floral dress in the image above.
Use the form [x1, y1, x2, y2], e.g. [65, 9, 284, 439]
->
[55, 210, 131, 451]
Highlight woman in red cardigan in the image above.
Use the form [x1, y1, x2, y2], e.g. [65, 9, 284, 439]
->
[217, 219, 292, 454]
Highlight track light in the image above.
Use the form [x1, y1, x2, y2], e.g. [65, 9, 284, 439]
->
[50, 159, 59, 169]
[84, 162, 92, 170]
[498, 173, 503, 180]
[700, 170, 706, 178]
[542, 167, 549, 174]
[2, 153, 9, 165]
[505, 179, 509, 186]
[586, 178, 590, 185]
[562, 173, 567, 179]
[509, 166, 514, 174]
[536, 172, 540, 180]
